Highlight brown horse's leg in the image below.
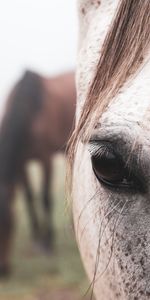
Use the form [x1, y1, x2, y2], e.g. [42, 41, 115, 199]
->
[42, 158, 54, 251]
[0, 186, 14, 277]
[21, 170, 40, 242]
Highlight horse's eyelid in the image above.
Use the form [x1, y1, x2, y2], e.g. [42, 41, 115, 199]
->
[88, 140, 114, 157]
[88, 142, 103, 156]
[88, 139, 143, 174]
[89, 140, 147, 193]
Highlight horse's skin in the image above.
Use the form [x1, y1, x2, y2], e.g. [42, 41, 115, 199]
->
[72, 1, 150, 299]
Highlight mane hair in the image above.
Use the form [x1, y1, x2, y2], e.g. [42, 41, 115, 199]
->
[0, 70, 43, 182]
[68, 0, 150, 179]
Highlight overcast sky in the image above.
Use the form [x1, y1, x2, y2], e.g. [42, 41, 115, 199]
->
[0, 0, 77, 110]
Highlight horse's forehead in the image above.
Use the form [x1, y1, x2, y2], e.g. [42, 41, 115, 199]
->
[101, 60, 150, 129]
[77, 0, 150, 131]
[77, 0, 119, 106]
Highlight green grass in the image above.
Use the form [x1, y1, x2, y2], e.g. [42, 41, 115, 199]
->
[0, 156, 89, 300]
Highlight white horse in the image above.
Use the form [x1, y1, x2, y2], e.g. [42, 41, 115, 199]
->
[69, 0, 150, 299]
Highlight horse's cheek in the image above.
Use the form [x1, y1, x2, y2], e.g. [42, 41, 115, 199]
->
[114, 203, 150, 299]
[72, 143, 150, 299]
[72, 145, 124, 299]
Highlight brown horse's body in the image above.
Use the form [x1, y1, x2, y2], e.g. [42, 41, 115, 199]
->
[26, 72, 75, 159]
[0, 70, 76, 275]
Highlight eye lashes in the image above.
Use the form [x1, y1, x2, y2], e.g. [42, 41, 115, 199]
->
[88, 141, 114, 158]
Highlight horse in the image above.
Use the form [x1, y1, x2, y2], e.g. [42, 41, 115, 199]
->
[0, 70, 76, 276]
[69, 1, 150, 299]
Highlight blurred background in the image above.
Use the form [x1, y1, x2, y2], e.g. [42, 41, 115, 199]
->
[0, 0, 77, 112]
[0, 1, 90, 300]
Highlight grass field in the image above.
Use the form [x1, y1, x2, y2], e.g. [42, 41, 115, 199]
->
[0, 156, 90, 300]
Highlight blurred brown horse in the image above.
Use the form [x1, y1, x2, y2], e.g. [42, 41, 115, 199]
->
[0, 70, 76, 276]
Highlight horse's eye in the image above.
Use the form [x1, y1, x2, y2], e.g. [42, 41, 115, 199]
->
[90, 144, 136, 190]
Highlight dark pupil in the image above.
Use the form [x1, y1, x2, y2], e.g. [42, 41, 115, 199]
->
[92, 152, 125, 184]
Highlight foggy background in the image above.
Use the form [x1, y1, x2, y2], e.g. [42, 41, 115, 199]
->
[0, 0, 88, 300]
[0, 0, 78, 110]
[0, 2, 90, 300]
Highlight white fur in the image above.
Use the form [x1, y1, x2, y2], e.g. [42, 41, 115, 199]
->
[73, 1, 150, 299]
